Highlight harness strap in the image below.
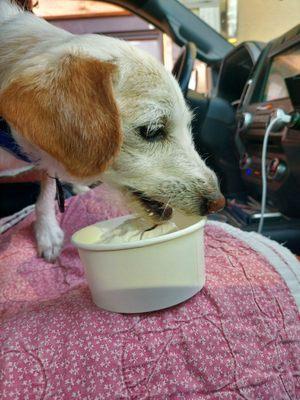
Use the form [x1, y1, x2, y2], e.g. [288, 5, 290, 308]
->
[0, 118, 32, 163]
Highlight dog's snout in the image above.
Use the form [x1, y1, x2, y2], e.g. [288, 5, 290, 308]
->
[199, 195, 225, 215]
[207, 196, 226, 213]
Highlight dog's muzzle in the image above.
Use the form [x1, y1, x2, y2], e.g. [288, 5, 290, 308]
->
[200, 195, 226, 215]
[132, 191, 173, 220]
[132, 189, 225, 220]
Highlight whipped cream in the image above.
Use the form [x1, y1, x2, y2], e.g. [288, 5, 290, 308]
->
[74, 218, 178, 245]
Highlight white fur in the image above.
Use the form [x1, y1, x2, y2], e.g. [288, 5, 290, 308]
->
[0, 1, 222, 260]
[34, 176, 64, 261]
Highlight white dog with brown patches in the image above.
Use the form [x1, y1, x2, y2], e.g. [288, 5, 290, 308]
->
[0, 0, 225, 261]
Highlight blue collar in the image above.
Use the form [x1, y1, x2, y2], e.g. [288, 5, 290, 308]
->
[0, 118, 32, 163]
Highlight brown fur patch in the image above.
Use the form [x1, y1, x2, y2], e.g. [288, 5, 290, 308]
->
[0, 55, 122, 178]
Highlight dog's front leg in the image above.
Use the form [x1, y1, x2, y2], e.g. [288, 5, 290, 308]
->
[35, 175, 64, 262]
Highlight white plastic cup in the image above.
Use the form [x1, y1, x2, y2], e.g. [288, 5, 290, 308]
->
[72, 212, 206, 313]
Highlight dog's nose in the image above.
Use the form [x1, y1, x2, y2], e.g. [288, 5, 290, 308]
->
[207, 195, 226, 213]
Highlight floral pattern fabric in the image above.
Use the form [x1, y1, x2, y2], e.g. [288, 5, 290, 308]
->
[0, 186, 299, 399]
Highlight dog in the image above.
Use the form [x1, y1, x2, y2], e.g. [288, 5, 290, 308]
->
[0, 0, 225, 261]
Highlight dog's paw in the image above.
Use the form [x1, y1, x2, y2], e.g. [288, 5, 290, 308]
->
[35, 220, 64, 262]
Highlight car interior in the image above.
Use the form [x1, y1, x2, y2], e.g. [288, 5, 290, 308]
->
[1, 0, 300, 253]
[104, 0, 300, 254]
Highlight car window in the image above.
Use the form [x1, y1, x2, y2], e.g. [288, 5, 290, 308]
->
[263, 46, 300, 101]
[33, 0, 212, 96]
[179, 0, 299, 45]
[33, 0, 171, 65]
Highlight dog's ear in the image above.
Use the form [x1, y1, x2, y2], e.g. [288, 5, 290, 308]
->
[0, 55, 122, 178]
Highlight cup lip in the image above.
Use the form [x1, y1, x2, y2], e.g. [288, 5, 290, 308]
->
[71, 214, 206, 251]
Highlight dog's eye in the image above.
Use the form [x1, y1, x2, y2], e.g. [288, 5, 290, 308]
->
[139, 125, 165, 142]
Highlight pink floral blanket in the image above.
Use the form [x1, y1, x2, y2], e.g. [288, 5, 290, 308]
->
[0, 186, 299, 399]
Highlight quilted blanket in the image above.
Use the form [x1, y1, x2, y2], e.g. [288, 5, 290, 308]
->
[0, 186, 299, 400]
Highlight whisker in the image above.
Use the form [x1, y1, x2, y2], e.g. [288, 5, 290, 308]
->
[159, 196, 173, 222]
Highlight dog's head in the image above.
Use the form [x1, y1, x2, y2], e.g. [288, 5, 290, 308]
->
[0, 34, 224, 219]
[102, 40, 225, 219]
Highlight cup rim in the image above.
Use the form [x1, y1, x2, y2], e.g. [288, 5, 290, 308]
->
[71, 214, 206, 251]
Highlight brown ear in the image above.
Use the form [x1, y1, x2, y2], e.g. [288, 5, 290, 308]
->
[0, 55, 122, 178]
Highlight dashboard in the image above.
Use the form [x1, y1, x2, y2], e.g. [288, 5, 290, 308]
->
[186, 25, 300, 251]
[236, 26, 300, 217]
[187, 25, 300, 218]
